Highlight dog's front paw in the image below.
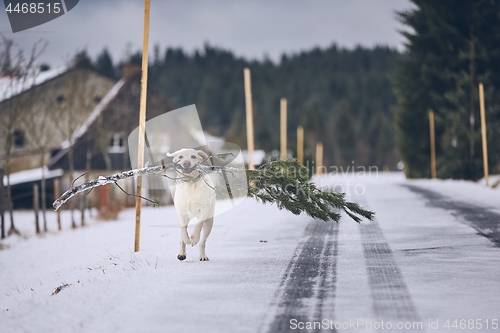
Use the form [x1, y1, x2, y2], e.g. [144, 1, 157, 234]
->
[190, 234, 200, 246]
[177, 254, 187, 261]
[199, 256, 209, 261]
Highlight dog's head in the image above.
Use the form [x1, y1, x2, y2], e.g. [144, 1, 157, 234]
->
[166, 148, 211, 175]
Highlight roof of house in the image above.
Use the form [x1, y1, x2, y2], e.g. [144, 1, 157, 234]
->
[46, 75, 128, 169]
[0, 67, 67, 104]
[3, 167, 63, 186]
[45, 71, 175, 170]
[62, 78, 127, 148]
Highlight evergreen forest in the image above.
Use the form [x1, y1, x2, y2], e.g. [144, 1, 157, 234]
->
[86, 0, 500, 179]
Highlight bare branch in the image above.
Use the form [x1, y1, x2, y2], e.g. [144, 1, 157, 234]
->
[52, 163, 176, 211]
[71, 171, 88, 188]
[114, 182, 158, 206]
[52, 153, 243, 211]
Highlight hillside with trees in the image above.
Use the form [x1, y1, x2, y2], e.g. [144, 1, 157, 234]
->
[93, 44, 401, 171]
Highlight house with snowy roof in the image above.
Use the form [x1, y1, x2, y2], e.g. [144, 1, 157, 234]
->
[0, 66, 115, 174]
[0, 64, 204, 209]
[0, 65, 115, 209]
[45, 65, 182, 209]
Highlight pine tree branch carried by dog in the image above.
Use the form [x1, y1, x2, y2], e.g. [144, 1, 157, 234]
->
[53, 154, 374, 223]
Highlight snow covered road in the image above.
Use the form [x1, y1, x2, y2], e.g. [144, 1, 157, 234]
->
[1, 173, 499, 333]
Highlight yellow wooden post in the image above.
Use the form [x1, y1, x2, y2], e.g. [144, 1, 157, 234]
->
[315, 142, 323, 176]
[479, 82, 489, 187]
[297, 126, 304, 165]
[134, 0, 150, 252]
[428, 110, 436, 179]
[244, 68, 255, 170]
[280, 98, 287, 160]
[33, 184, 40, 234]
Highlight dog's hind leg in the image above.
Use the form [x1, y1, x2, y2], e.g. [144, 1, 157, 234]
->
[177, 238, 187, 261]
[199, 217, 214, 261]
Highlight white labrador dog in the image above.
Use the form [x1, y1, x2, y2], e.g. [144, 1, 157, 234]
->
[166, 148, 216, 261]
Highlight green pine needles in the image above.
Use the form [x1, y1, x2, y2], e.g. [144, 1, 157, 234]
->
[54, 156, 374, 223]
[246, 159, 374, 223]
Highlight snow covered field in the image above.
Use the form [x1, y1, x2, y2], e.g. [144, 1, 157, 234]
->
[1, 196, 309, 333]
[1, 172, 499, 333]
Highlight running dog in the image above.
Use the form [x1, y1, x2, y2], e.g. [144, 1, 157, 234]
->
[166, 148, 216, 261]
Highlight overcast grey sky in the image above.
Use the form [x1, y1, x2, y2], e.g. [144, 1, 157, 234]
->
[0, 0, 413, 67]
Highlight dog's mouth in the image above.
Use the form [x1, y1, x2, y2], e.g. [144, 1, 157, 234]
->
[182, 167, 194, 174]
[175, 163, 196, 174]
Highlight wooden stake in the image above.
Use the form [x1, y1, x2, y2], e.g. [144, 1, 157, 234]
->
[315, 142, 323, 176]
[80, 192, 85, 226]
[280, 98, 287, 160]
[243, 68, 255, 170]
[54, 178, 61, 230]
[428, 110, 436, 179]
[297, 126, 304, 165]
[81, 154, 90, 226]
[0, 168, 5, 239]
[33, 184, 40, 234]
[479, 82, 489, 187]
[134, 0, 150, 252]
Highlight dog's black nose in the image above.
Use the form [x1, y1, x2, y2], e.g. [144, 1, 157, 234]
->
[182, 161, 191, 168]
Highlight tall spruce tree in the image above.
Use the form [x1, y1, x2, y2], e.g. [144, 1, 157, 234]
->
[95, 48, 116, 80]
[394, 0, 500, 179]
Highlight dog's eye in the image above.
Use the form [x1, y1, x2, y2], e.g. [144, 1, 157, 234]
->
[178, 155, 183, 159]
[191, 155, 196, 159]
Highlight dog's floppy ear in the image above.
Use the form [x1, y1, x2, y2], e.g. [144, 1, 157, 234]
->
[197, 150, 212, 166]
[166, 152, 175, 157]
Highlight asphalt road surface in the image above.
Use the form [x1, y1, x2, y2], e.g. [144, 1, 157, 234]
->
[259, 175, 500, 333]
[2, 173, 499, 333]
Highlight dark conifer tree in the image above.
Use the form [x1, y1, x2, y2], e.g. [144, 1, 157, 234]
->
[95, 48, 116, 80]
[395, 0, 500, 179]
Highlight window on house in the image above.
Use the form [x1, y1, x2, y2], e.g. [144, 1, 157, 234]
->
[108, 133, 126, 153]
[13, 129, 24, 148]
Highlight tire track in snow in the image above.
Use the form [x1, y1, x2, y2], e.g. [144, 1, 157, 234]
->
[404, 185, 500, 247]
[263, 220, 339, 333]
[359, 220, 422, 324]
[355, 196, 422, 327]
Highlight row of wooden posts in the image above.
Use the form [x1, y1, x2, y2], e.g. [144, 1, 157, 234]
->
[24, 65, 322, 238]
[131, 1, 327, 251]
[0, 178, 62, 239]
[428, 82, 490, 186]
[243, 68, 324, 175]
[2, 0, 324, 247]
[30, 178, 70, 234]
[81, 0, 496, 251]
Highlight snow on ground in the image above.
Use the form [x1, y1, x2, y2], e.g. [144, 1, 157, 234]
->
[478, 174, 500, 189]
[0, 198, 309, 333]
[409, 176, 500, 210]
[321, 172, 500, 331]
[1, 172, 500, 333]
